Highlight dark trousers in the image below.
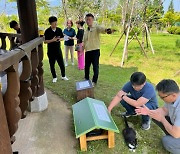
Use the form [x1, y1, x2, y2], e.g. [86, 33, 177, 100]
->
[153, 116, 171, 135]
[85, 49, 100, 83]
[153, 117, 180, 154]
[47, 49, 65, 78]
[121, 95, 157, 123]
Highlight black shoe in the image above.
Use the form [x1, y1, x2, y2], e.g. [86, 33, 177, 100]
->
[120, 112, 137, 118]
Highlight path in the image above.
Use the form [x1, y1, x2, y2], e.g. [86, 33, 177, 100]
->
[12, 89, 77, 154]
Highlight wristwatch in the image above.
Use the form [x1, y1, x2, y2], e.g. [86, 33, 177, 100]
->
[121, 94, 126, 99]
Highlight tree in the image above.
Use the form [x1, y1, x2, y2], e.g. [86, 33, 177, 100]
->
[168, 0, 174, 13]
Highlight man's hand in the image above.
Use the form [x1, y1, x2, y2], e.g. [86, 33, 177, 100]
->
[108, 106, 112, 114]
[106, 28, 117, 34]
[52, 36, 59, 42]
[135, 105, 150, 115]
[149, 110, 165, 122]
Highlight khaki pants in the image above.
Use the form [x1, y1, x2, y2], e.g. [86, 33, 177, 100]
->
[64, 45, 74, 64]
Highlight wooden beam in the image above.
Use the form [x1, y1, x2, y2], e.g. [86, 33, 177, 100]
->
[86, 131, 108, 141]
[79, 135, 87, 151]
[108, 131, 115, 148]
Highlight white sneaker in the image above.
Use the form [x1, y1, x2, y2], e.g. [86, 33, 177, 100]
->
[61, 76, 69, 81]
[65, 63, 68, 67]
[52, 78, 57, 83]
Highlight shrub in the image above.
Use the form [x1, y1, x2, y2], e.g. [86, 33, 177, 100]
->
[176, 39, 180, 48]
[167, 26, 180, 35]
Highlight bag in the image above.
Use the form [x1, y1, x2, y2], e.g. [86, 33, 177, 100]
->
[75, 44, 80, 51]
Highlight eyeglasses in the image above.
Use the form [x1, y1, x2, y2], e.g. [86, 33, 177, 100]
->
[159, 94, 172, 99]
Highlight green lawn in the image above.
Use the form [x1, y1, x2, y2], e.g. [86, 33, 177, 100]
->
[43, 33, 180, 154]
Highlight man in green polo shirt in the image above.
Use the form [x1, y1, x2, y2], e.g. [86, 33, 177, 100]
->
[83, 13, 112, 85]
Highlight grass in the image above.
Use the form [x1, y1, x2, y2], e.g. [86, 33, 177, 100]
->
[42, 33, 180, 154]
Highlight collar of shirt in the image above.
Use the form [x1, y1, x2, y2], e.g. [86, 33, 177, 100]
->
[172, 94, 180, 108]
[87, 24, 96, 31]
[50, 27, 56, 32]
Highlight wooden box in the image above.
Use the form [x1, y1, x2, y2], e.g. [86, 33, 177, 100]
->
[76, 80, 94, 101]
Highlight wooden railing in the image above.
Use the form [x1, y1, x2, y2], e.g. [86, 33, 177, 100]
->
[0, 34, 45, 154]
[0, 32, 21, 50]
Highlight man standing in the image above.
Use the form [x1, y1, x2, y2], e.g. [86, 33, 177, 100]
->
[136, 79, 180, 154]
[44, 16, 69, 83]
[108, 72, 158, 130]
[83, 13, 112, 85]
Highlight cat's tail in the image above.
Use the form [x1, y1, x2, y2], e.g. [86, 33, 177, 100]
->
[122, 115, 129, 128]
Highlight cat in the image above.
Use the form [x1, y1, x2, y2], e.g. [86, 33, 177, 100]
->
[122, 115, 137, 152]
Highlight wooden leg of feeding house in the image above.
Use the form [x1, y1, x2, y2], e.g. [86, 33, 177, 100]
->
[80, 135, 87, 151]
[108, 131, 115, 148]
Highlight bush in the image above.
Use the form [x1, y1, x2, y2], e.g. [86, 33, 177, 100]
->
[176, 39, 180, 48]
[167, 26, 180, 35]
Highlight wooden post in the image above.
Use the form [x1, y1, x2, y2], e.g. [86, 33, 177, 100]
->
[35, 44, 45, 96]
[19, 56, 32, 118]
[0, 35, 6, 50]
[17, 0, 39, 44]
[30, 48, 39, 100]
[3, 64, 22, 139]
[0, 92, 12, 154]
[134, 32, 148, 58]
[145, 23, 154, 54]
[108, 131, 115, 148]
[80, 135, 87, 151]
[110, 32, 124, 56]
[121, 0, 136, 67]
[8, 36, 16, 50]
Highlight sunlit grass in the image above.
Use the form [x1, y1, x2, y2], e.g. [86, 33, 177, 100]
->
[43, 33, 179, 153]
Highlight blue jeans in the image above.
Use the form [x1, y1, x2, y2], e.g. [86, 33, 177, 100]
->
[120, 96, 157, 123]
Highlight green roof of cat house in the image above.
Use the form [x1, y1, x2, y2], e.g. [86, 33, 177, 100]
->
[72, 97, 119, 151]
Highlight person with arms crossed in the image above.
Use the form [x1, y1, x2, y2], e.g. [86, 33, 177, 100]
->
[136, 79, 180, 154]
[108, 72, 158, 130]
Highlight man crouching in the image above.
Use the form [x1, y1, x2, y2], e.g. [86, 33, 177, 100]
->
[136, 79, 180, 154]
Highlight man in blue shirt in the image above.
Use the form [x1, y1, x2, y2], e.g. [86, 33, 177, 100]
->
[108, 72, 158, 130]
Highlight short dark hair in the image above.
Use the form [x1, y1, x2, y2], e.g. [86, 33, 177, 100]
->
[156, 79, 179, 94]
[10, 20, 18, 28]
[49, 16, 57, 24]
[130, 72, 146, 85]
[86, 13, 94, 19]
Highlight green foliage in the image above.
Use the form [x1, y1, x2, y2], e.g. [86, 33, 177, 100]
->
[129, 27, 141, 37]
[168, 0, 174, 13]
[162, 11, 179, 27]
[167, 26, 180, 35]
[0, 14, 18, 32]
[176, 39, 180, 48]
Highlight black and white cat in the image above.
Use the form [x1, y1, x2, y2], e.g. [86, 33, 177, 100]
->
[122, 115, 137, 152]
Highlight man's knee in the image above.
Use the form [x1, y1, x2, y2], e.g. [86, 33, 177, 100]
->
[162, 135, 180, 154]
